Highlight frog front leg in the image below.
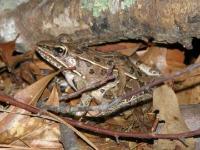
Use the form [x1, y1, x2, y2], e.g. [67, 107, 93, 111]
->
[61, 70, 94, 116]
[62, 70, 79, 91]
[61, 68, 117, 117]
[75, 93, 93, 116]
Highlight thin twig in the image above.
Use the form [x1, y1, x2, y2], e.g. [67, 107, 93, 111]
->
[0, 94, 200, 140]
[60, 75, 115, 100]
[44, 93, 152, 116]
[107, 63, 200, 108]
[0, 144, 35, 150]
[64, 117, 200, 140]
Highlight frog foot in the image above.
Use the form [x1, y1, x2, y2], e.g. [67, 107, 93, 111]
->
[75, 93, 93, 116]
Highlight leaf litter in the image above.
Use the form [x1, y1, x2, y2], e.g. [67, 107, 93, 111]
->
[0, 37, 199, 149]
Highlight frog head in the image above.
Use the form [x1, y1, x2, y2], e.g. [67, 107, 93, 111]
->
[36, 40, 84, 90]
[36, 40, 77, 70]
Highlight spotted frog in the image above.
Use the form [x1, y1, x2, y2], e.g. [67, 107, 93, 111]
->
[36, 36, 160, 116]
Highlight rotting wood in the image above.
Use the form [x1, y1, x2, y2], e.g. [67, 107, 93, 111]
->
[0, 0, 200, 49]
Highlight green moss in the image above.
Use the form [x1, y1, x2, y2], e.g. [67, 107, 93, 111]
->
[81, 0, 136, 17]
[121, 0, 136, 9]
[81, 0, 108, 17]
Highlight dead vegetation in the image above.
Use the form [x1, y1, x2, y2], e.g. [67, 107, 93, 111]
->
[0, 35, 199, 150]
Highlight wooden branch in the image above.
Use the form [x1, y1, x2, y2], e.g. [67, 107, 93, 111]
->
[0, 93, 200, 140]
[60, 75, 115, 100]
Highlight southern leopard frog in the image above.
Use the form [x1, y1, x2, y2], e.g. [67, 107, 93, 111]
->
[36, 36, 160, 116]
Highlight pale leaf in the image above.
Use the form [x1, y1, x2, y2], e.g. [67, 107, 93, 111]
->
[153, 85, 195, 150]
[46, 85, 59, 106]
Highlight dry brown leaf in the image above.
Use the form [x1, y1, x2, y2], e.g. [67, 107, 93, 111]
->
[140, 46, 185, 74]
[0, 35, 33, 71]
[20, 62, 36, 84]
[166, 49, 185, 64]
[175, 56, 200, 104]
[11, 50, 34, 69]
[78, 135, 128, 150]
[40, 88, 51, 102]
[14, 71, 59, 105]
[33, 59, 55, 71]
[95, 42, 143, 56]
[153, 85, 195, 150]
[176, 65, 200, 104]
[177, 83, 200, 105]
[29, 62, 43, 76]
[140, 46, 168, 73]
[10, 86, 62, 149]
[129, 142, 152, 150]
[2, 78, 13, 95]
[166, 49, 186, 72]
[116, 43, 143, 56]
[0, 35, 18, 63]
[0, 59, 6, 69]
[0, 72, 58, 144]
[10, 123, 62, 149]
[46, 85, 59, 106]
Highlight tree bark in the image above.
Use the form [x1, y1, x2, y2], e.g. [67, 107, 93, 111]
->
[0, 0, 200, 49]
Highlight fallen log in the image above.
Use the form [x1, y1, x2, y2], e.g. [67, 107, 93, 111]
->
[0, 0, 199, 49]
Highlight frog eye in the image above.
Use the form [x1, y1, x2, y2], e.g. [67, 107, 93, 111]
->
[53, 46, 65, 54]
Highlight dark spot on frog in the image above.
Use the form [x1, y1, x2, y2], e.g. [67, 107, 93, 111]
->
[89, 69, 95, 74]
[75, 49, 83, 54]
[107, 60, 114, 65]
[129, 68, 135, 74]
[135, 69, 143, 77]
[85, 61, 92, 67]
[100, 89, 105, 93]
[94, 57, 101, 62]
[173, 116, 179, 121]
[135, 61, 141, 66]
[101, 69, 107, 76]
[103, 91, 114, 99]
